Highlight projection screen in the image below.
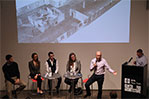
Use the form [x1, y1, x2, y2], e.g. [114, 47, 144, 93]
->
[16, 0, 131, 43]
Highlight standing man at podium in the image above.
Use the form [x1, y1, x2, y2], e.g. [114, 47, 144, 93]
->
[84, 51, 117, 99]
[134, 49, 148, 66]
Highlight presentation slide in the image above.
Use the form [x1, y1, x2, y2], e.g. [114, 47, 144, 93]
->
[16, 0, 131, 43]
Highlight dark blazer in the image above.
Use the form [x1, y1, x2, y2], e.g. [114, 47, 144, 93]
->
[29, 60, 40, 78]
[66, 60, 81, 73]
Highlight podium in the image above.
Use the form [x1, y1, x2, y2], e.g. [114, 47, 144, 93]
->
[121, 63, 147, 98]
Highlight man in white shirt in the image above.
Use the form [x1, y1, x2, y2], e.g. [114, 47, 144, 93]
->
[45, 52, 62, 94]
[134, 49, 148, 66]
[84, 51, 117, 99]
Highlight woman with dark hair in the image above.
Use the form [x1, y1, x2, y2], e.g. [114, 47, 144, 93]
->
[29, 53, 43, 94]
[64, 52, 81, 93]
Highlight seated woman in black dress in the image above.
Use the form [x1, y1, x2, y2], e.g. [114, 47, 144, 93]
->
[29, 53, 43, 94]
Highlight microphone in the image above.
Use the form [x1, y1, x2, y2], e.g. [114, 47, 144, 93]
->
[94, 60, 98, 72]
[128, 57, 133, 63]
[123, 57, 133, 65]
[96, 60, 98, 63]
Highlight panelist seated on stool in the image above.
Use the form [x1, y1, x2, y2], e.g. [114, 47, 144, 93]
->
[2, 54, 26, 99]
[45, 51, 62, 94]
[28, 53, 43, 95]
[64, 52, 81, 93]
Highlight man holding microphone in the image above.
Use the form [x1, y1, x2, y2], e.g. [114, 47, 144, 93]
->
[84, 51, 117, 99]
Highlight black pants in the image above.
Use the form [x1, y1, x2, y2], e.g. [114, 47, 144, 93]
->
[64, 78, 79, 91]
[36, 75, 42, 90]
[85, 74, 104, 99]
[48, 77, 62, 91]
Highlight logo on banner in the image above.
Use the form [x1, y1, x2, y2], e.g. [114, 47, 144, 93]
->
[124, 78, 141, 94]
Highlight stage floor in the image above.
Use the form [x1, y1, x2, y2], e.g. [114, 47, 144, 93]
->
[0, 90, 121, 99]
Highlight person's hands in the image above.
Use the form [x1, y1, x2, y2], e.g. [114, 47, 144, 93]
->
[15, 79, 20, 84]
[133, 61, 136, 65]
[93, 63, 97, 67]
[113, 71, 117, 75]
[34, 74, 38, 79]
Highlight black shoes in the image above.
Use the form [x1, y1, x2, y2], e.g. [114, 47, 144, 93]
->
[84, 94, 91, 98]
[37, 91, 44, 95]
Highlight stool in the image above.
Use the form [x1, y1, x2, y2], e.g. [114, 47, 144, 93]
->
[12, 85, 17, 98]
[65, 79, 76, 98]
[4, 82, 17, 98]
[27, 76, 44, 95]
[76, 77, 84, 97]
[44, 78, 59, 97]
[65, 76, 83, 98]
[27, 76, 37, 95]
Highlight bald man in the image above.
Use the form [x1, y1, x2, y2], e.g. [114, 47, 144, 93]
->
[84, 51, 117, 99]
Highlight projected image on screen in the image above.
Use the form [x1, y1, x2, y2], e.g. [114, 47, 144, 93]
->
[16, 0, 130, 43]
